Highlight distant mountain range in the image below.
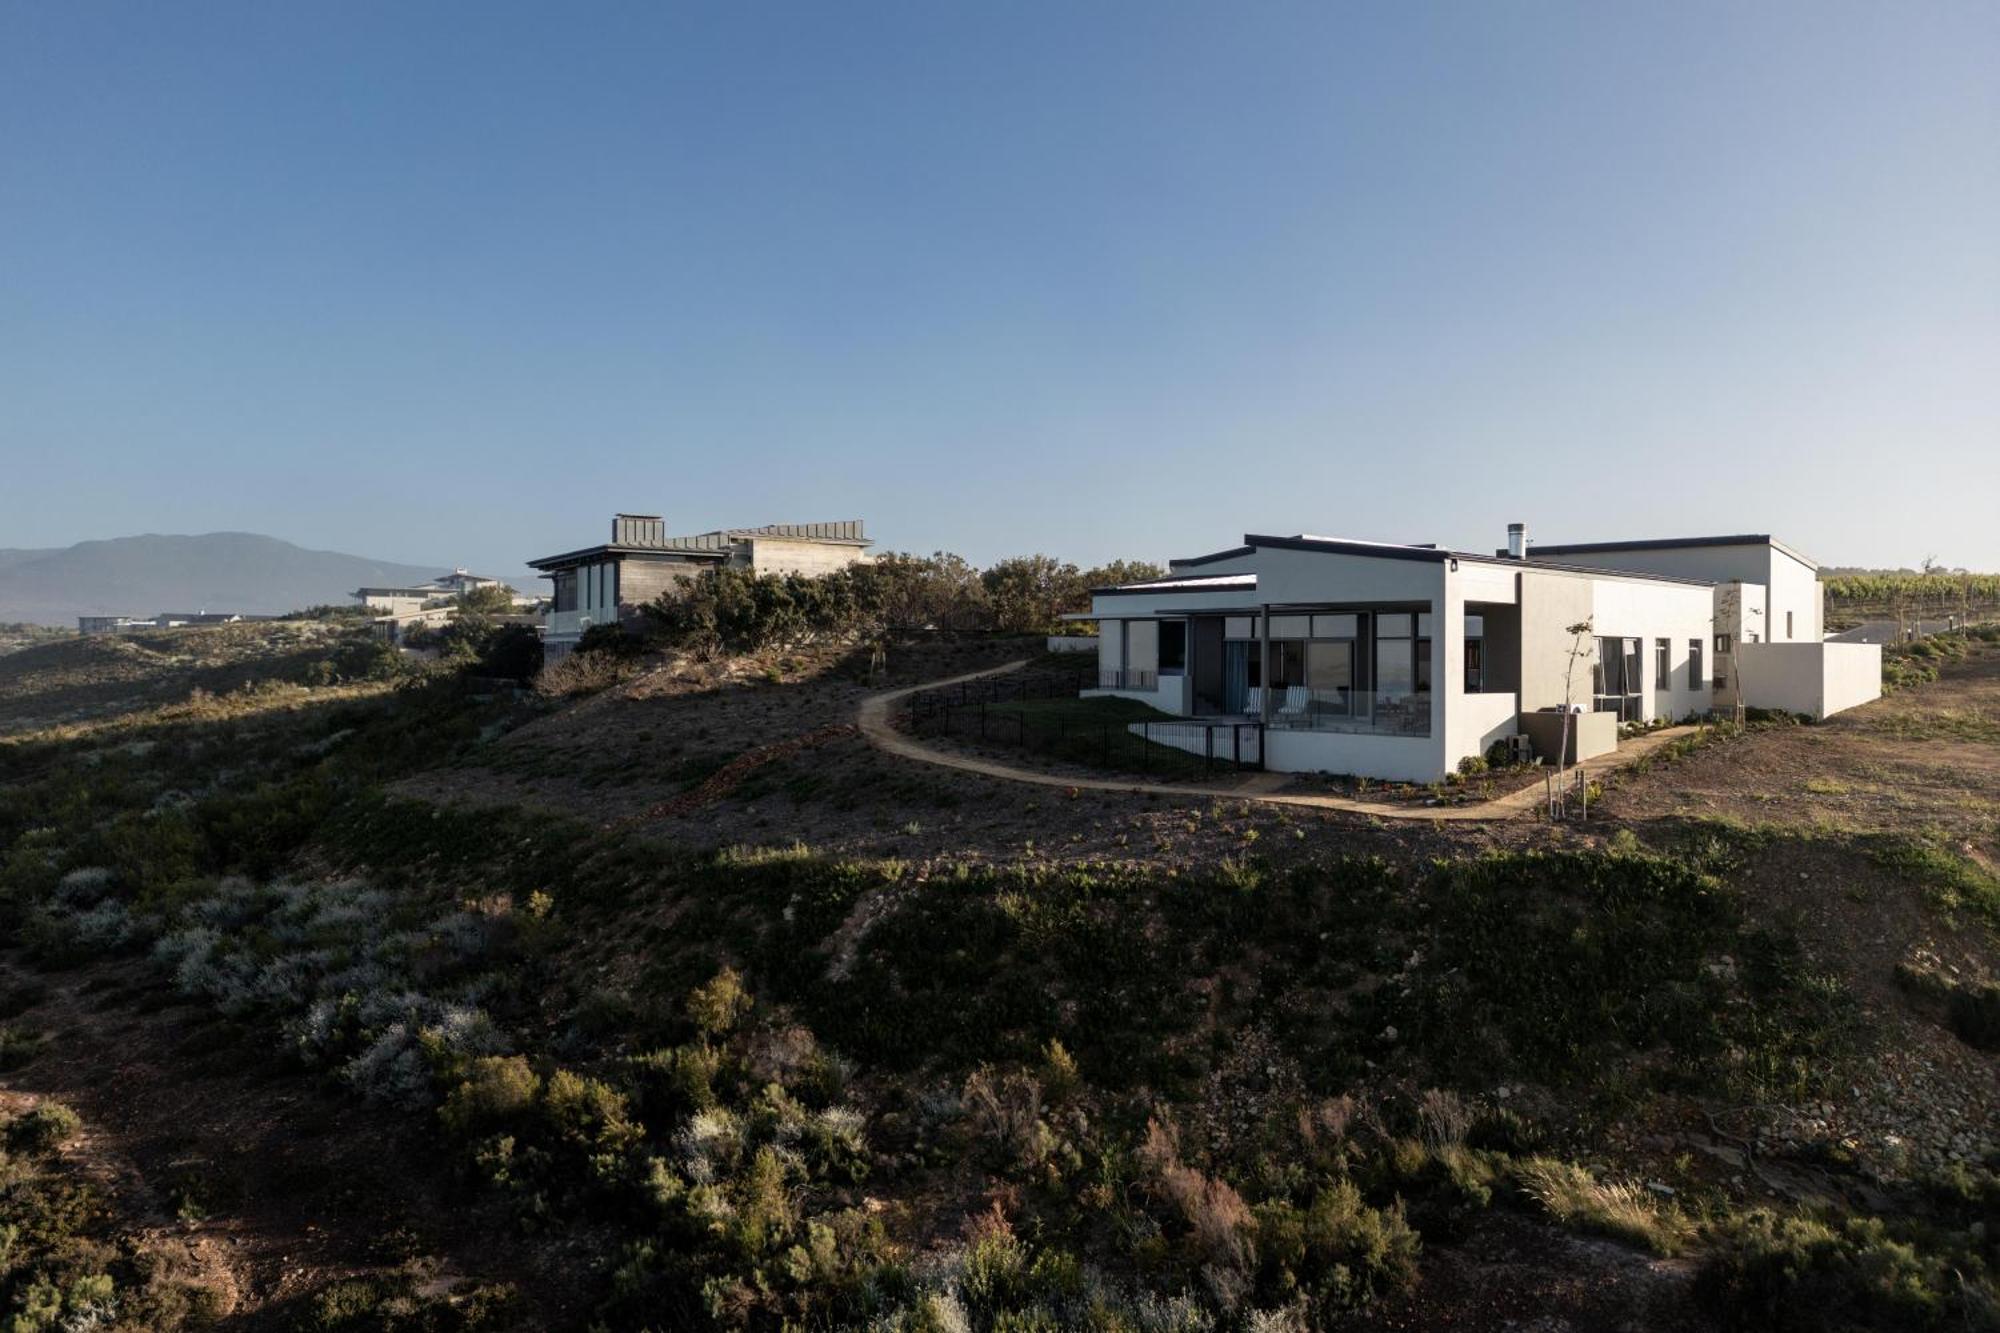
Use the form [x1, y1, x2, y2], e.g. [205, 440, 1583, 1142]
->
[0, 533, 455, 626]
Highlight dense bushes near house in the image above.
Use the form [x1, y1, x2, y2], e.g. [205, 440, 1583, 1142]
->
[638, 552, 1165, 656]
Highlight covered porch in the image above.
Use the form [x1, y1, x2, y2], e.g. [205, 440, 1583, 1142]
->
[1178, 602, 1520, 742]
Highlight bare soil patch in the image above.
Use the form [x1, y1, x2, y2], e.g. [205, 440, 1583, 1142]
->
[1596, 646, 2000, 845]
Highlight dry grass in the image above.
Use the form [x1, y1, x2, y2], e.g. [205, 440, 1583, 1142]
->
[1137, 1117, 1256, 1278]
[1514, 1157, 1692, 1256]
[531, 650, 643, 698]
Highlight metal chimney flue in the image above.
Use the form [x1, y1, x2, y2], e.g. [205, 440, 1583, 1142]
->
[1506, 522, 1527, 560]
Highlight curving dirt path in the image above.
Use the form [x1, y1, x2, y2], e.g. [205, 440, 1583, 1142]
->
[857, 661, 1700, 823]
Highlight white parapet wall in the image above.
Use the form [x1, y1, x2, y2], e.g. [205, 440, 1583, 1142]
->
[1734, 642, 1882, 719]
[1446, 691, 1521, 771]
[1260, 729, 1446, 784]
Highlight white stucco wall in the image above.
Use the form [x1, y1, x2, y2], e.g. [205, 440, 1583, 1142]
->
[1734, 642, 1882, 718]
[1262, 729, 1444, 784]
[1765, 549, 1822, 642]
[1252, 547, 1444, 606]
[1587, 576, 1716, 723]
[1530, 540, 1825, 647]
[1097, 620, 1122, 680]
[1820, 643, 1884, 715]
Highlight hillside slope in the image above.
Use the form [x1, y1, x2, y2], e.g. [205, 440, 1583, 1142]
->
[0, 532, 446, 625]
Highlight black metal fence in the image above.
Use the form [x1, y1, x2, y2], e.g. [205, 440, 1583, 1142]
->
[905, 675, 1263, 777]
[905, 671, 1094, 717]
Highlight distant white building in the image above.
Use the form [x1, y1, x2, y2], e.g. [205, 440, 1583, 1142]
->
[353, 569, 531, 614]
[79, 612, 256, 633]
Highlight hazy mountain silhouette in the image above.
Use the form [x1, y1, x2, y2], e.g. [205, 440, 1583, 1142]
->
[0, 533, 450, 625]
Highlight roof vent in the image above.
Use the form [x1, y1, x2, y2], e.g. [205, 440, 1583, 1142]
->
[1506, 522, 1527, 560]
[613, 514, 667, 547]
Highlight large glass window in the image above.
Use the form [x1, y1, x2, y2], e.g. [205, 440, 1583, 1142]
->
[1689, 639, 1704, 689]
[1306, 640, 1353, 713]
[1269, 640, 1306, 688]
[1656, 638, 1670, 688]
[1375, 616, 1415, 700]
[1159, 621, 1187, 673]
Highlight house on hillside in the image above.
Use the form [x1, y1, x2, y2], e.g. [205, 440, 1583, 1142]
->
[528, 513, 872, 661]
[353, 569, 539, 645]
[353, 569, 533, 614]
[1075, 523, 1881, 783]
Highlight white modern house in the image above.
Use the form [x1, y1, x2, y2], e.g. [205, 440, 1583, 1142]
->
[1079, 525, 1880, 783]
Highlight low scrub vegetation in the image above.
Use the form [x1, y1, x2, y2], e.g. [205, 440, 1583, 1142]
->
[0, 1101, 226, 1330]
[3, 619, 1997, 1327]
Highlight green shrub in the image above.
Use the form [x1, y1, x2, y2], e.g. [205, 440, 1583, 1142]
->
[5, 1101, 82, 1155]
[0, 1025, 47, 1071]
[1697, 1210, 1988, 1331]
[1254, 1177, 1422, 1312]
[687, 967, 751, 1039]
[439, 1056, 542, 1138]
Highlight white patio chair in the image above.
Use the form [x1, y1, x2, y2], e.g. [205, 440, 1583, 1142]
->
[1279, 685, 1311, 719]
[1239, 686, 1263, 718]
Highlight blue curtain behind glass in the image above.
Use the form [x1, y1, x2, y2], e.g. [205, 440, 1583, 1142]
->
[1223, 641, 1249, 712]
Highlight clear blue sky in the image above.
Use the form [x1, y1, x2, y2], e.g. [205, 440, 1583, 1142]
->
[4, 2, 1996, 580]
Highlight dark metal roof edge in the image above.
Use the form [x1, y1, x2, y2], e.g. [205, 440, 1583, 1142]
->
[1245, 533, 1715, 586]
[1091, 578, 1257, 597]
[1244, 534, 1452, 564]
[526, 543, 726, 571]
[1167, 545, 1256, 568]
[1528, 534, 1818, 570]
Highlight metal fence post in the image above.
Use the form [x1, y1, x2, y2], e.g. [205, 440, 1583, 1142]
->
[1204, 727, 1213, 777]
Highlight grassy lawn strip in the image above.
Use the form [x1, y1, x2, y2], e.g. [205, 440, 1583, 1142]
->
[970, 694, 1247, 778]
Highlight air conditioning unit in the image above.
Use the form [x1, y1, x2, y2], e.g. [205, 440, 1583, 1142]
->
[1505, 734, 1537, 765]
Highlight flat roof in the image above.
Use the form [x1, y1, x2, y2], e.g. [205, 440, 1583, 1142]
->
[526, 543, 726, 572]
[1166, 544, 1256, 569]
[1243, 533, 1717, 586]
[1526, 533, 1819, 569]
